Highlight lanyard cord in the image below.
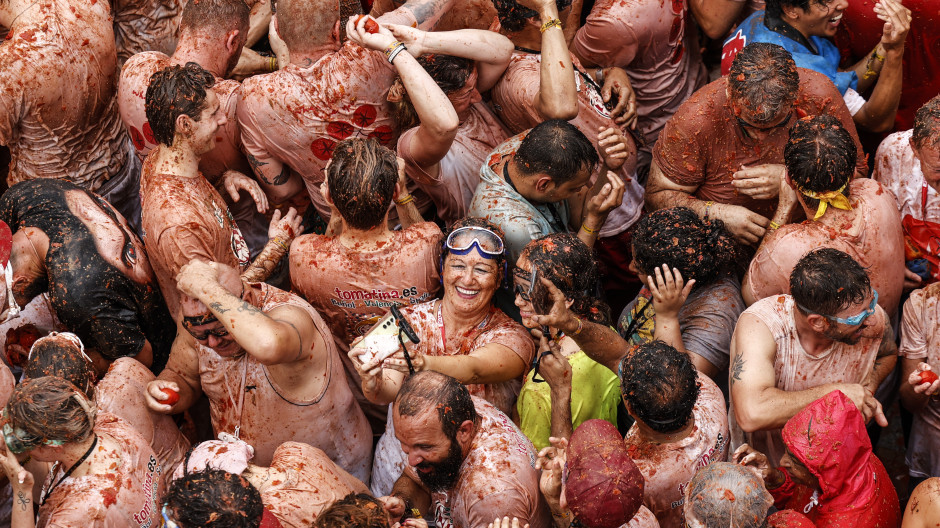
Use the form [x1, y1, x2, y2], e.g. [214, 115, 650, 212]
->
[40, 434, 98, 506]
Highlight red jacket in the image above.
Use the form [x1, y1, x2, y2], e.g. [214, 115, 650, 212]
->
[769, 390, 899, 528]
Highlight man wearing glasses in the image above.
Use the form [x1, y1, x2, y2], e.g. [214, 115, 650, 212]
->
[646, 43, 867, 248]
[729, 248, 896, 466]
[743, 114, 905, 319]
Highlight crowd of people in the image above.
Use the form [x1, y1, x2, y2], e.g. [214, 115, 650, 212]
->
[0, 0, 939, 525]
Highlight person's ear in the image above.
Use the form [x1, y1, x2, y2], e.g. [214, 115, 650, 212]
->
[805, 313, 829, 333]
[780, 4, 803, 21]
[392, 181, 403, 200]
[455, 419, 475, 448]
[331, 19, 341, 44]
[534, 176, 553, 193]
[320, 181, 334, 205]
[225, 29, 241, 53]
[175, 114, 194, 138]
[564, 298, 575, 310]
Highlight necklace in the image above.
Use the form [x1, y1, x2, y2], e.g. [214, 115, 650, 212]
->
[40, 434, 98, 506]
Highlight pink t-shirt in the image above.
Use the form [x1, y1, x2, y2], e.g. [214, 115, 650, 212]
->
[139, 155, 251, 319]
[898, 284, 940, 478]
[652, 69, 868, 219]
[571, 0, 708, 145]
[624, 375, 729, 528]
[398, 99, 510, 226]
[37, 413, 163, 528]
[490, 52, 644, 238]
[260, 442, 369, 528]
[745, 178, 906, 317]
[237, 9, 418, 219]
[625, 507, 661, 528]
[730, 295, 885, 465]
[0, 0, 130, 192]
[289, 223, 442, 424]
[873, 130, 940, 223]
[399, 300, 535, 415]
[118, 52, 248, 183]
[403, 397, 552, 528]
[197, 283, 373, 483]
[95, 357, 191, 491]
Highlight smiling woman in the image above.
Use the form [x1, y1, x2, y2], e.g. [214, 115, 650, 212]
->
[349, 217, 535, 495]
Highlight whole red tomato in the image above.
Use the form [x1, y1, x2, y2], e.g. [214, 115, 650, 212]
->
[355, 15, 379, 33]
[160, 387, 181, 405]
[918, 370, 939, 385]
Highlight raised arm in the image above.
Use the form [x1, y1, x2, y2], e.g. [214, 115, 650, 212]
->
[850, 0, 908, 133]
[688, 0, 745, 40]
[524, 0, 578, 120]
[177, 260, 318, 365]
[146, 322, 204, 414]
[242, 207, 302, 282]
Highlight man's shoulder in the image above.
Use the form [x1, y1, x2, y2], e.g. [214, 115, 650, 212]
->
[668, 79, 728, 131]
[796, 67, 844, 101]
[121, 51, 170, 78]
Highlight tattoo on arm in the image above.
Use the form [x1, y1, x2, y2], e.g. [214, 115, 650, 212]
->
[270, 165, 290, 186]
[16, 491, 29, 511]
[247, 154, 268, 174]
[403, 0, 447, 24]
[209, 302, 231, 314]
[730, 353, 745, 385]
[236, 302, 264, 315]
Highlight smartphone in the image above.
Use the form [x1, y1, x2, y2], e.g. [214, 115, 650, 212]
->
[352, 311, 413, 365]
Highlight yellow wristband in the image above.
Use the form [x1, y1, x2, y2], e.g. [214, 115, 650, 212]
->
[269, 56, 278, 72]
[580, 223, 598, 235]
[394, 194, 415, 206]
[540, 19, 562, 32]
[273, 237, 290, 252]
[703, 201, 715, 221]
[769, 221, 781, 230]
[572, 317, 583, 336]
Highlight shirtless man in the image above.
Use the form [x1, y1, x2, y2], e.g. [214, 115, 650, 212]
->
[0, 0, 140, 227]
[743, 115, 905, 318]
[236, 0, 458, 215]
[290, 138, 441, 431]
[730, 248, 894, 465]
[118, 0, 269, 254]
[145, 260, 373, 483]
[384, 371, 551, 527]
[140, 63, 301, 320]
[647, 43, 867, 247]
[490, 0, 644, 308]
[0, 180, 176, 374]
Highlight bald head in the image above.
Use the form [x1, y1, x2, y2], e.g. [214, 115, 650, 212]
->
[395, 371, 477, 441]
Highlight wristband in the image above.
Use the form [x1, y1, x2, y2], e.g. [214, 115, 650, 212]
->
[540, 18, 562, 32]
[580, 223, 598, 235]
[269, 56, 278, 72]
[273, 237, 290, 252]
[703, 201, 715, 222]
[384, 40, 403, 57]
[386, 42, 408, 64]
[572, 317, 583, 336]
[769, 221, 781, 230]
[394, 194, 415, 205]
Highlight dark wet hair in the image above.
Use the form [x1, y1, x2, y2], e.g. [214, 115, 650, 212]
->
[164, 469, 264, 528]
[790, 248, 871, 316]
[619, 341, 699, 434]
[728, 43, 799, 125]
[23, 336, 96, 400]
[396, 371, 478, 442]
[316, 493, 391, 528]
[179, 0, 250, 36]
[686, 462, 772, 528]
[913, 95, 940, 149]
[520, 233, 609, 325]
[785, 115, 855, 211]
[513, 120, 598, 185]
[765, 0, 834, 20]
[328, 138, 399, 230]
[145, 62, 216, 146]
[632, 207, 736, 288]
[392, 54, 472, 131]
[7, 376, 97, 445]
[494, 0, 573, 32]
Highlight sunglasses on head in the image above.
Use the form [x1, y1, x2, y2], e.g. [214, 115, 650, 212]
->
[797, 290, 879, 326]
[445, 226, 505, 258]
[2, 409, 64, 454]
[182, 318, 230, 341]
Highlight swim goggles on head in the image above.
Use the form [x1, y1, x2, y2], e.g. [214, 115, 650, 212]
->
[796, 290, 878, 326]
[1, 407, 64, 455]
[445, 226, 505, 258]
[161, 504, 180, 528]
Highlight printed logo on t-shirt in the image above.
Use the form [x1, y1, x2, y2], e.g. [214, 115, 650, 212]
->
[721, 29, 747, 75]
[331, 287, 432, 311]
[670, 432, 727, 510]
[573, 72, 612, 120]
[133, 455, 161, 527]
